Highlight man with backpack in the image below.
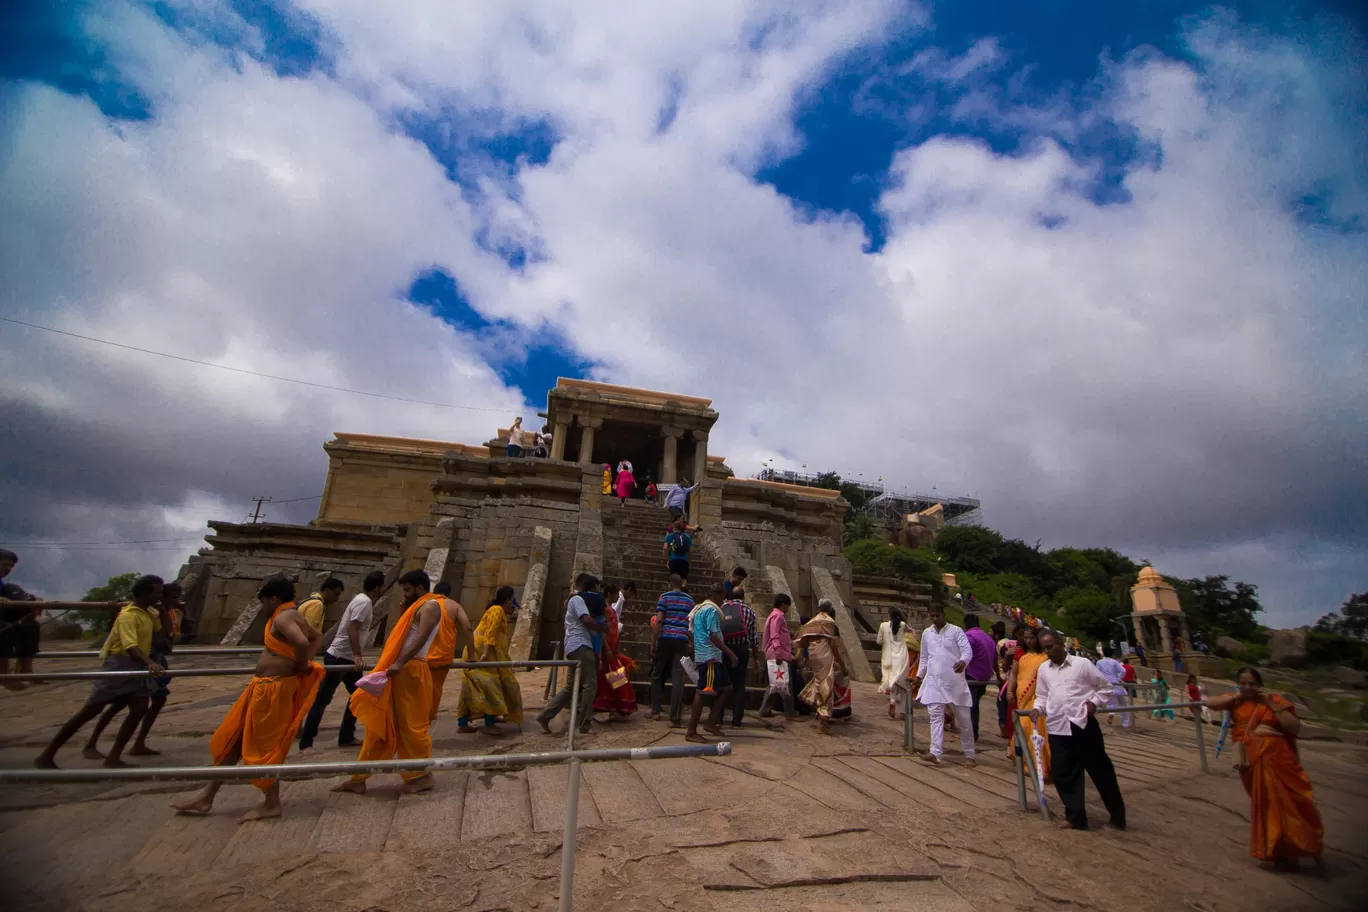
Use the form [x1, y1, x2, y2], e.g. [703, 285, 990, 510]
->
[719, 588, 760, 726]
[663, 520, 697, 581]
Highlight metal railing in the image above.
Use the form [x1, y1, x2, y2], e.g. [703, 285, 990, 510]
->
[900, 679, 995, 754]
[32, 646, 263, 659]
[0, 659, 589, 751]
[1, 741, 732, 912]
[1010, 702, 1208, 821]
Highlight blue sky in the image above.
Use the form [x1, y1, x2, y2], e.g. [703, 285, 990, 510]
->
[1, 1, 1364, 627]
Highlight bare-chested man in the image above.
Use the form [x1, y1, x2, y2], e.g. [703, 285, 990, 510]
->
[172, 577, 324, 822]
[333, 569, 443, 796]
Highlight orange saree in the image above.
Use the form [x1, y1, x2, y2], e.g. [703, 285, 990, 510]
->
[1232, 695, 1323, 862]
[209, 602, 325, 792]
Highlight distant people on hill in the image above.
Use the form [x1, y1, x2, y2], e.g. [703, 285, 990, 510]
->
[615, 462, 637, 505]
[506, 416, 525, 457]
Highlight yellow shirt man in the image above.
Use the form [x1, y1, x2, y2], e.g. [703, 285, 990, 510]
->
[100, 603, 161, 660]
[298, 593, 326, 631]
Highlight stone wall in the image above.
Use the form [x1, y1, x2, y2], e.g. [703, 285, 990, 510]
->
[316, 432, 487, 527]
[853, 576, 934, 630]
[181, 521, 404, 643]
[422, 454, 584, 656]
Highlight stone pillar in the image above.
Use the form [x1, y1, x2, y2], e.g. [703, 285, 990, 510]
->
[1131, 614, 1144, 651]
[509, 526, 553, 661]
[577, 417, 602, 464]
[550, 421, 568, 460]
[1159, 619, 1173, 656]
[661, 427, 683, 484]
[1179, 617, 1191, 650]
[691, 430, 708, 485]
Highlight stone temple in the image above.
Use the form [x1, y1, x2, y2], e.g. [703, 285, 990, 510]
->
[173, 379, 935, 688]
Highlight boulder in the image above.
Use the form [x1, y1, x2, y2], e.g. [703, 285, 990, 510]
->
[1215, 636, 1244, 658]
[1332, 665, 1367, 689]
[1268, 629, 1309, 668]
[1285, 693, 1317, 720]
[40, 621, 83, 641]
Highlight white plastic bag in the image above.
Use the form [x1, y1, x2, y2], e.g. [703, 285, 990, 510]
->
[679, 655, 699, 684]
[766, 659, 789, 694]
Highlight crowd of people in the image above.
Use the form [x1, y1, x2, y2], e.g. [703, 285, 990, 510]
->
[1, 542, 1326, 869]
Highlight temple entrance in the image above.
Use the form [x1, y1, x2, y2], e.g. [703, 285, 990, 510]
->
[591, 419, 665, 489]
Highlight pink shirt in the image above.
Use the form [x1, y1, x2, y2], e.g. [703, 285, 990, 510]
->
[763, 610, 792, 661]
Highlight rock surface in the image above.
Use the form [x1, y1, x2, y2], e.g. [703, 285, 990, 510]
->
[1268, 628, 1309, 667]
[1215, 635, 1244, 658]
[1333, 665, 1368, 688]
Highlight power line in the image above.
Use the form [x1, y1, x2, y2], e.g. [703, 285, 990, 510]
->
[0, 537, 206, 546]
[1, 317, 511, 414]
[268, 494, 323, 504]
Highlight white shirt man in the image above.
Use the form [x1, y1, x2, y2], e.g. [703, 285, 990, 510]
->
[1095, 653, 1130, 728]
[327, 592, 373, 661]
[914, 612, 976, 766]
[1033, 631, 1127, 830]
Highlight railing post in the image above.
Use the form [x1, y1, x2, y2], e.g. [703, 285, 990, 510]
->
[903, 687, 914, 754]
[1012, 715, 1027, 811]
[1192, 702, 1209, 772]
[1017, 711, 1050, 821]
[558, 758, 583, 912]
[566, 662, 581, 752]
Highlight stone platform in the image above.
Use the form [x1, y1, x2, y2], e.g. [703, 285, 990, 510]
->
[1, 651, 1364, 912]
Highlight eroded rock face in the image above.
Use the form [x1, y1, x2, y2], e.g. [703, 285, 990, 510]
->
[1268, 628, 1309, 668]
[1332, 665, 1367, 688]
[1215, 636, 1244, 657]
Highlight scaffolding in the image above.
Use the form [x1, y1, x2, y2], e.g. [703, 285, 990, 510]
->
[863, 490, 982, 527]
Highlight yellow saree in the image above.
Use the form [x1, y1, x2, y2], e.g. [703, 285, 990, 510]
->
[1015, 651, 1051, 781]
[454, 604, 524, 724]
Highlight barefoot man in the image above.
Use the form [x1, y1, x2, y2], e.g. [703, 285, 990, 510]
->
[172, 577, 324, 822]
[429, 581, 471, 721]
[36, 575, 166, 768]
[81, 580, 183, 760]
[334, 569, 443, 796]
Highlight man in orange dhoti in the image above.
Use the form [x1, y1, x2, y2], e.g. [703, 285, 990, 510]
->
[171, 577, 324, 822]
[429, 581, 472, 721]
[334, 569, 443, 795]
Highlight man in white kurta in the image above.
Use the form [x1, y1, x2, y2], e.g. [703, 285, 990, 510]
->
[914, 605, 976, 766]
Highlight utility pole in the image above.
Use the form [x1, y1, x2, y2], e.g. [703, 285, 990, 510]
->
[249, 496, 271, 524]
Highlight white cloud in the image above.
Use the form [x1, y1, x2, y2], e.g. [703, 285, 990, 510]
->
[1, 1, 1364, 627]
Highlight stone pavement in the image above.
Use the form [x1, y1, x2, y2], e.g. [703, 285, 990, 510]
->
[0, 652, 1365, 911]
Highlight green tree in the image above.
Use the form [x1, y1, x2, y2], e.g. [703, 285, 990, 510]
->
[1318, 592, 1368, 641]
[843, 513, 876, 546]
[933, 525, 1005, 576]
[1172, 575, 1264, 641]
[77, 572, 140, 633]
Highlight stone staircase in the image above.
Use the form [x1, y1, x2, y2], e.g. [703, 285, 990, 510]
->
[600, 501, 776, 707]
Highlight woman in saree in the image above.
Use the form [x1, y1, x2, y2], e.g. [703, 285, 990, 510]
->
[1207, 668, 1323, 869]
[1151, 671, 1175, 721]
[454, 586, 524, 735]
[876, 607, 911, 719]
[1004, 624, 1050, 781]
[794, 601, 847, 734]
[593, 584, 638, 716]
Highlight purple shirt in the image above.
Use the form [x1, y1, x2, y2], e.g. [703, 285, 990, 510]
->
[965, 627, 996, 683]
